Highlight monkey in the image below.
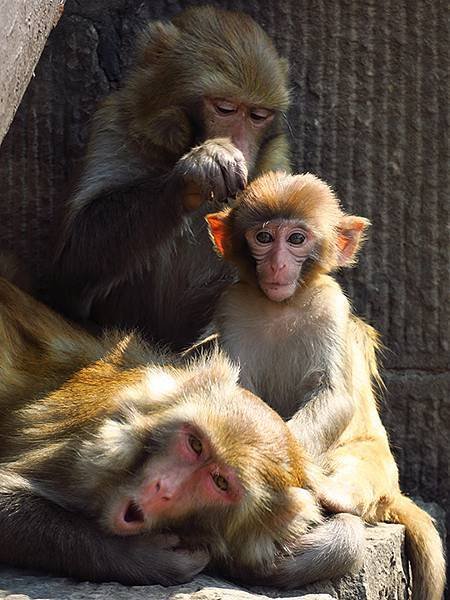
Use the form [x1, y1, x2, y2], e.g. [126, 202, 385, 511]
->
[46, 6, 291, 350]
[0, 274, 365, 588]
[205, 171, 446, 600]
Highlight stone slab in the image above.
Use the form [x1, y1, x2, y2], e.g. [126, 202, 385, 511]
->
[0, 523, 408, 600]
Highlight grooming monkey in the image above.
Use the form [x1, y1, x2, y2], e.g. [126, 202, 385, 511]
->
[0, 275, 365, 587]
[206, 172, 446, 600]
[47, 6, 291, 350]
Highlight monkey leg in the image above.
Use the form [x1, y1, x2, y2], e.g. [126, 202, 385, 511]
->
[318, 438, 399, 522]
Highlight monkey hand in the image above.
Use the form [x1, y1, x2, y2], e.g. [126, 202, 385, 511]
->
[174, 138, 248, 211]
[123, 532, 210, 585]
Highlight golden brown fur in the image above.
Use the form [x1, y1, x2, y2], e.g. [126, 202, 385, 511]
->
[206, 172, 446, 600]
[0, 275, 364, 587]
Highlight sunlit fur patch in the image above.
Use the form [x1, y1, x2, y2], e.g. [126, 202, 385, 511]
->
[117, 367, 179, 408]
[80, 416, 142, 471]
[145, 370, 179, 398]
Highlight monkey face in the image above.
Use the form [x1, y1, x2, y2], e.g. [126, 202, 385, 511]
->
[102, 421, 244, 536]
[245, 220, 315, 301]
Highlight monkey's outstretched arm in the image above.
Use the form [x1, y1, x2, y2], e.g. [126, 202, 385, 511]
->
[0, 472, 209, 585]
[288, 378, 354, 457]
[287, 330, 354, 458]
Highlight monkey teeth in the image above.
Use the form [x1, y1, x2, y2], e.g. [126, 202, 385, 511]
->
[124, 501, 145, 524]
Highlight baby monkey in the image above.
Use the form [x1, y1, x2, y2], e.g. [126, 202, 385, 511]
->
[0, 274, 364, 587]
[206, 172, 445, 600]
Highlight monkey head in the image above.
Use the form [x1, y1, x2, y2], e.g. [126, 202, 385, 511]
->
[207, 172, 370, 302]
[69, 351, 319, 569]
[124, 6, 290, 174]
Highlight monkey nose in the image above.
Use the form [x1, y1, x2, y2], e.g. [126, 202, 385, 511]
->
[271, 263, 286, 273]
[155, 480, 172, 500]
[140, 480, 173, 510]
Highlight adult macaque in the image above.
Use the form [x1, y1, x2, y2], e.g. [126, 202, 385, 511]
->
[0, 275, 364, 587]
[47, 6, 291, 350]
[206, 172, 446, 600]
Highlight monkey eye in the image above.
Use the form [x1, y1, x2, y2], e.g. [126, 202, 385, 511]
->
[255, 231, 274, 244]
[288, 232, 307, 245]
[188, 435, 203, 455]
[250, 108, 273, 122]
[212, 473, 229, 492]
[213, 100, 238, 115]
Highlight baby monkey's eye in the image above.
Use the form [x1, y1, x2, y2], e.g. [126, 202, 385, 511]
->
[212, 473, 229, 491]
[188, 435, 203, 455]
[256, 231, 274, 244]
[288, 232, 306, 245]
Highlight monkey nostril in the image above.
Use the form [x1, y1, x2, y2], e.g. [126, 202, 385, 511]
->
[123, 501, 145, 523]
[155, 482, 161, 492]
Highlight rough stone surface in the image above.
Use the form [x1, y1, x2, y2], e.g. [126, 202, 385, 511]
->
[0, 524, 408, 600]
[0, 0, 448, 590]
[0, 0, 65, 145]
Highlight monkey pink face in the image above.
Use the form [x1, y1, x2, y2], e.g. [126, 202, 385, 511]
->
[203, 97, 274, 168]
[245, 220, 315, 302]
[110, 425, 243, 535]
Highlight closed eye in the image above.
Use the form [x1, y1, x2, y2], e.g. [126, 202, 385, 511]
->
[214, 100, 238, 115]
[250, 108, 273, 122]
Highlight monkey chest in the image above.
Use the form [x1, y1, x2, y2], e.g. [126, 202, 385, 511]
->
[220, 311, 320, 419]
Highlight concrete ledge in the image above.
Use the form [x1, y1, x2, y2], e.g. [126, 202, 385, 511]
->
[0, 523, 409, 600]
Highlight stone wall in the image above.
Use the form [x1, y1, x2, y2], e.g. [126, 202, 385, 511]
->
[0, 0, 448, 571]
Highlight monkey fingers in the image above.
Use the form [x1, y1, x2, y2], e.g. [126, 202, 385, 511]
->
[132, 533, 211, 585]
[176, 138, 248, 211]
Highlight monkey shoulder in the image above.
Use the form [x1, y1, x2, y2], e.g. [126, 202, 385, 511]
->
[296, 276, 351, 330]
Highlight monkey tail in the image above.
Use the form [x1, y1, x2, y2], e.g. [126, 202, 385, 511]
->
[387, 494, 445, 600]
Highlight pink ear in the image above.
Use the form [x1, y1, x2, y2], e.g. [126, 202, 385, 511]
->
[206, 212, 231, 256]
[336, 216, 371, 266]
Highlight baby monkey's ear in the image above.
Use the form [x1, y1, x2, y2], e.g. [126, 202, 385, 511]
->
[206, 209, 233, 257]
[336, 216, 371, 267]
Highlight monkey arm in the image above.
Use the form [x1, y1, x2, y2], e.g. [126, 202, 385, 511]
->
[264, 514, 365, 588]
[226, 513, 365, 588]
[51, 177, 186, 319]
[0, 472, 209, 585]
[288, 374, 354, 457]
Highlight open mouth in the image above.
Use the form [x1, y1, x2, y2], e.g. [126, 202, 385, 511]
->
[123, 501, 145, 524]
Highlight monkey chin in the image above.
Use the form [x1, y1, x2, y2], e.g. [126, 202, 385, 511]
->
[260, 282, 297, 302]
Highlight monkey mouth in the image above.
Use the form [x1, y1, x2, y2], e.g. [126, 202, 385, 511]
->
[123, 501, 145, 524]
[261, 281, 297, 302]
